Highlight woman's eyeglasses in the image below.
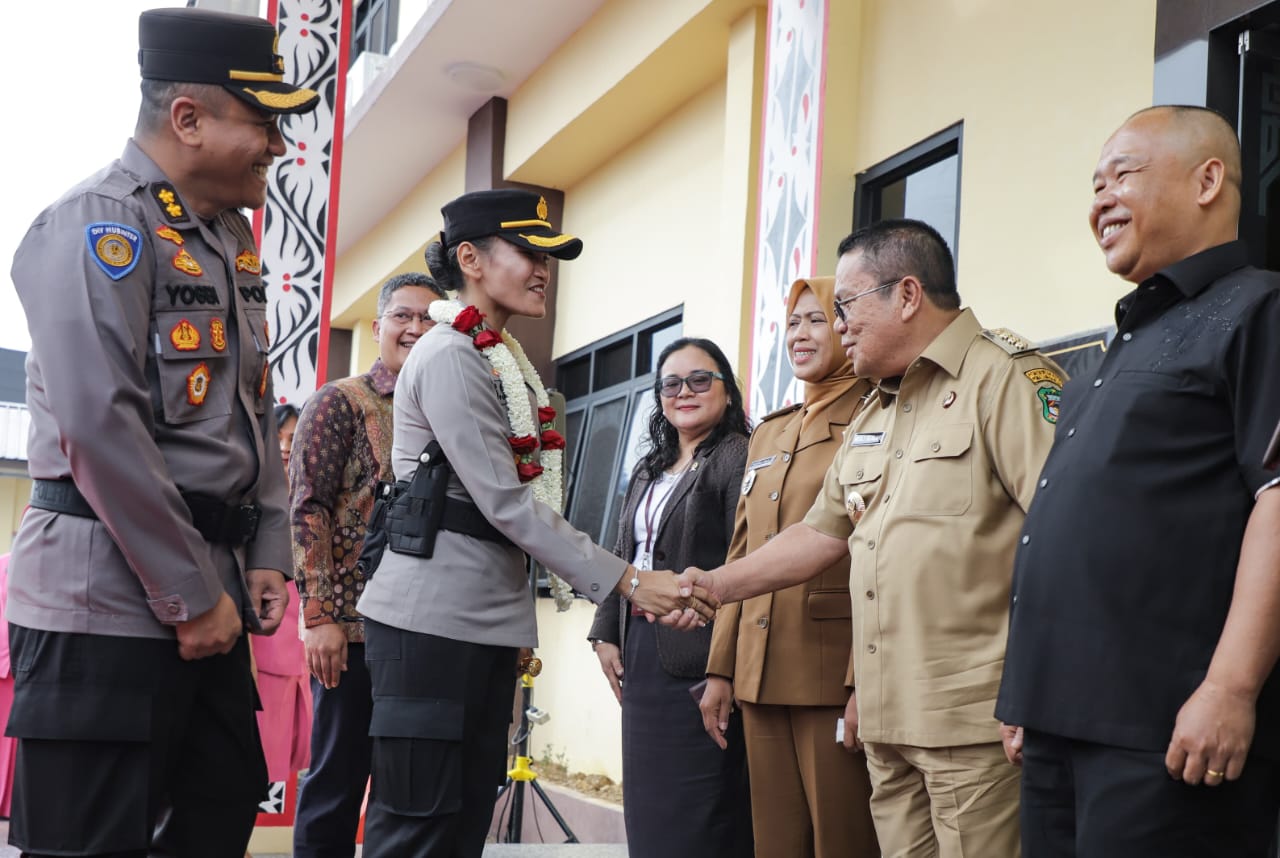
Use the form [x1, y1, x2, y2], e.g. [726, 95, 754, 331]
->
[832, 276, 905, 323]
[658, 370, 725, 398]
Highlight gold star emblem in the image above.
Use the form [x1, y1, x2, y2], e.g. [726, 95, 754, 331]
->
[536, 196, 548, 221]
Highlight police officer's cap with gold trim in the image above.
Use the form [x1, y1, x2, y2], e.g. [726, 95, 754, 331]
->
[139, 8, 320, 115]
[440, 190, 583, 260]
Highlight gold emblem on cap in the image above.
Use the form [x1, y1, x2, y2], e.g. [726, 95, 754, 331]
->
[209, 319, 228, 352]
[172, 249, 203, 277]
[155, 225, 184, 246]
[170, 319, 201, 352]
[187, 362, 211, 406]
[536, 196, 549, 221]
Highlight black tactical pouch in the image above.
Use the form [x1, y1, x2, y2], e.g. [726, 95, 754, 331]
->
[384, 441, 451, 560]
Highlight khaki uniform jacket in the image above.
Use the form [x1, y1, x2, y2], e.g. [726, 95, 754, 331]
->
[803, 309, 1063, 747]
[706, 380, 872, 706]
[357, 323, 627, 649]
[8, 140, 291, 638]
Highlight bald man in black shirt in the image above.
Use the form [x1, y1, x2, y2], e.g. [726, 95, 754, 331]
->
[997, 105, 1280, 857]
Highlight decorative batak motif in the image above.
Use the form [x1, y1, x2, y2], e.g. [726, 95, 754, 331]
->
[748, 0, 827, 416]
[429, 300, 574, 611]
[258, 0, 349, 407]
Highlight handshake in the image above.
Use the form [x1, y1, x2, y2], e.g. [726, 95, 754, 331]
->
[622, 566, 725, 630]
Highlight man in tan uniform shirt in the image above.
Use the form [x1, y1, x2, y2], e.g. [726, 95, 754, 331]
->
[689, 219, 1062, 856]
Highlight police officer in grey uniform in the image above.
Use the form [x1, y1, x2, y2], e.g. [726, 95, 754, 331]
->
[6, 9, 319, 857]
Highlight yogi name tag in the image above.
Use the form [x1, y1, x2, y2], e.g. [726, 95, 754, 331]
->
[849, 432, 885, 448]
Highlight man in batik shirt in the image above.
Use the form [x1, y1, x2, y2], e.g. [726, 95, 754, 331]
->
[290, 272, 444, 857]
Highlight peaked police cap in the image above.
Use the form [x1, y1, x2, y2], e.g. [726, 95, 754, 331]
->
[439, 190, 582, 260]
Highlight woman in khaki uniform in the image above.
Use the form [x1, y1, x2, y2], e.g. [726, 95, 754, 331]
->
[701, 276, 878, 857]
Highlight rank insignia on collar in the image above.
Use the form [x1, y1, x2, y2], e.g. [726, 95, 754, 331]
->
[187, 362, 211, 406]
[258, 361, 270, 399]
[85, 222, 142, 281]
[155, 225, 184, 246]
[172, 249, 203, 277]
[209, 318, 227, 352]
[235, 249, 261, 274]
[151, 183, 187, 223]
[170, 319, 201, 351]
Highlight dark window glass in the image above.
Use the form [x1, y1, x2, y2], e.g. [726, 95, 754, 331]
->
[855, 122, 962, 259]
[638, 320, 684, 374]
[558, 356, 591, 401]
[349, 0, 399, 68]
[567, 396, 628, 543]
[602, 388, 658, 551]
[594, 340, 633, 391]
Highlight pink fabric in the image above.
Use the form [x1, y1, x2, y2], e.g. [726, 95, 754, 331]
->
[253, 580, 312, 782]
[0, 555, 15, 816]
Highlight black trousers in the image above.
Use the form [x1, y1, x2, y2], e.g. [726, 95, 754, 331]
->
[1021, 728, 1280, 858]
[293, 641, 374, 858]
[6, 625, 266, 858]
[361, 621, 516, 858]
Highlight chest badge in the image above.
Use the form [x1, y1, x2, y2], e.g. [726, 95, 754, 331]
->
[235, 249, 262, 274]
[85, 222, 142, 281]
[209, 318, 228, 352]
[942, 391, 957, 409]
[741, 469, 757, 496]
[155, 225, 184, 246]
[850, 432, 885, 448]
[186, 363, 211, 406]
[172, 249, 203, 277]
[845, 490, 867, 524]
[169, 319, 201, 352]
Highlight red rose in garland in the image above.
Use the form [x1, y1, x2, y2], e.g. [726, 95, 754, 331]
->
[540, 429, 566, 451]
[509, 434, 539, 455]
[516, 462, 545, 482]
[453, 305, 484, 333]
[474, 329, 502, 350]
[538, 406, 557, 425]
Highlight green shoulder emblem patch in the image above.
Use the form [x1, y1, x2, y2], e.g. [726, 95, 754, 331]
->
[1037, 386, 1062, 424]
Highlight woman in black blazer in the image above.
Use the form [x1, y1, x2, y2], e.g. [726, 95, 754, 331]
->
[588, 337, 753, 858]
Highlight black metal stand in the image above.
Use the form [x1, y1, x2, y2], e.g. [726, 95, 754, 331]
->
[493, 673, 579, 843]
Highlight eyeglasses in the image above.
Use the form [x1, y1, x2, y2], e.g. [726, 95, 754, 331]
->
[382, 310, 435, 327]
[658, 370, 725, 398]
[832, 277, 905, 323]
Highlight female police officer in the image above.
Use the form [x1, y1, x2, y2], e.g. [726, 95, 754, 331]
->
[356, 189, 713, 858]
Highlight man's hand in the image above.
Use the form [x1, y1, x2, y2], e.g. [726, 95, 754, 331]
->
[1165, 679, 1256, 786]
[176, 591, 242, 661]
[626, 569, 719, 627]
[593, 642, 624, 705]
[680, 566, 724, 604]
[302, 623, 349, 689]
[1000, 723, 1024, 766]
[842, 691, 862, 752]
[246, 568, 289, 635]
[700, 676, 734, 749]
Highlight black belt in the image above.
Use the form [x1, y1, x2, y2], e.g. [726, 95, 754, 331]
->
[438, 496, 508, 545]
[30, 479, 262, 546]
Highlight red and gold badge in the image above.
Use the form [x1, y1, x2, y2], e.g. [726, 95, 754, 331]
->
[209, 318, 227, 352]
[169, 319, 200, 351]
[258, 361, 270, 399]
[235, 249, 261, 274]
[187, 362, 211, 406]
[172, 249, 203, 277]
[155, 225, 184, 246]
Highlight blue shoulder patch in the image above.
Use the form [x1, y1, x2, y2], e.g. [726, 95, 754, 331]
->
[85, 222, 142, 280]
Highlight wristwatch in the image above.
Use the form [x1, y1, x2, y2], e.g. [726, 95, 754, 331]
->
[588, 638, 607, 651]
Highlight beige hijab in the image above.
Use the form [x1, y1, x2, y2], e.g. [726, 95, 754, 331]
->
[786, 276, 858, 433]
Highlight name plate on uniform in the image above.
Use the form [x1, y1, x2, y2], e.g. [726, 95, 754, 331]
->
[849, 432, 885, 447]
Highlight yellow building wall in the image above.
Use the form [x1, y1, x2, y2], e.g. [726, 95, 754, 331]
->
[0, 476, 29, 554]
[554, 81, 729, 359]
[837, 0, 1157, 342]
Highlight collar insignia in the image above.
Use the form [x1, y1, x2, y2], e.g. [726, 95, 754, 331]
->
[235, 249, 262, 274]
[172, 248, 203, 277]
[151, 183, 186, 223]
[155, 225, 184, 246]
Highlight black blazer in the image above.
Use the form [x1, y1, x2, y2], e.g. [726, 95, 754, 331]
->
[588, 432, 749, 678]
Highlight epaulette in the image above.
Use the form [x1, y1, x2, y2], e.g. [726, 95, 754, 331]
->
[758, 402, 803, 424]
[981, 327, 1037, 357]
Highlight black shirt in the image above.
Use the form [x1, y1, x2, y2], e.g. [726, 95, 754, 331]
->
[995, 241, 1280, 758]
